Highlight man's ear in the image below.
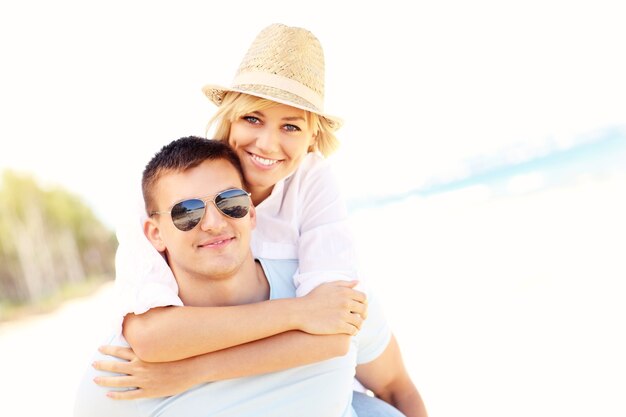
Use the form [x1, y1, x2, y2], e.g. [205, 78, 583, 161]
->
[144, 218, 166, 252]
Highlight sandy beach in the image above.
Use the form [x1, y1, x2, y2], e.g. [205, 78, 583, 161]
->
[1, 175, 624, 417]
[0, 282, 117, 417]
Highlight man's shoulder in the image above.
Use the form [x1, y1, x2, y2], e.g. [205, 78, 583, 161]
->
[257, 258, 299, 300]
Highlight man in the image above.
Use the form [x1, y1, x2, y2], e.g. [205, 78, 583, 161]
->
[74, 137, 427, 417]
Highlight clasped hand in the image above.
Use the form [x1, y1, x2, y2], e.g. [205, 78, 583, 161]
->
[296, 280, 368, 336]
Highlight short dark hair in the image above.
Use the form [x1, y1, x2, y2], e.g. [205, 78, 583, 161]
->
[142, 136, 245, 214]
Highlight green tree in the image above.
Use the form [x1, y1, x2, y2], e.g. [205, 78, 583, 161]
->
[0, 171, 116, 313]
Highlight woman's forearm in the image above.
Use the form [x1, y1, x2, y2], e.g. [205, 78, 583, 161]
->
[123, 281, 366, 362]
[123, 299, 301, 362]
[96, 331, 352, 399]
[184, 331, 351, 384]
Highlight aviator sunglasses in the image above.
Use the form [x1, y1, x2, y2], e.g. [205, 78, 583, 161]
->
[150, 188, 252, 231]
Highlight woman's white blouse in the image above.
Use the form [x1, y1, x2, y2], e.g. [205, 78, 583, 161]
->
[113, 152, 359, 321]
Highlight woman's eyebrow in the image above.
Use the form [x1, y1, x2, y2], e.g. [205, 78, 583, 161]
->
[249, 110, 305, 122]
[282, 116, 306, 122]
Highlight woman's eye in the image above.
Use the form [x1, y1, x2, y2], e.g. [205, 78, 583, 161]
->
[283, 124, 301, 132]
[243, 116, 261, 124]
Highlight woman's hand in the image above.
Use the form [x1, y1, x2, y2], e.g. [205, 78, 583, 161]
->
[296, 280, 368, 336]
[92, 345, 199, 400]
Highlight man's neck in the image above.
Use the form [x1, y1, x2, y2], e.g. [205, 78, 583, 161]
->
[174, 255, 269, 307]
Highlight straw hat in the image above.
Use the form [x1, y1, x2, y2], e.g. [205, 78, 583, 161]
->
[202, 23, 343, 130]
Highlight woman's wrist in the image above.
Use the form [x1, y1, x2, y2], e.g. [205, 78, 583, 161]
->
[186, 353, 219, 385]
[279, 297, 305, 332]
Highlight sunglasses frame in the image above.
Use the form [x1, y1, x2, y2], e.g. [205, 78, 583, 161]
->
[150, 188, 252, 231]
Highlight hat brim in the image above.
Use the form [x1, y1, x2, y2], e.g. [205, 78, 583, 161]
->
[202, 84, 343, 131]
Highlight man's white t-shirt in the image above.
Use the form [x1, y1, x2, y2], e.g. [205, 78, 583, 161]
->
[74, 258, 391, 417]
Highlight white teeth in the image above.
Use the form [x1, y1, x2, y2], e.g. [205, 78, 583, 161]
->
[251, 154, 279, 166]
[201, 239, 226, 247]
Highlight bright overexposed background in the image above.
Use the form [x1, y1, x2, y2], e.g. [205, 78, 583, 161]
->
[1, 1, 625, 416]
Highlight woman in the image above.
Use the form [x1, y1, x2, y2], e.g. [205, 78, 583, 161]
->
[115, 23, 357, 324]
[100, 23, 425, 416]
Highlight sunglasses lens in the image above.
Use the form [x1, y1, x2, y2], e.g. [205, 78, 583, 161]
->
[215, 189, 251, 219]
[170, 199, 205, 231]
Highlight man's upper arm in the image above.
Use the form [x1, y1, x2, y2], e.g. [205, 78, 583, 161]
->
[354, 290, 392, 364]
[355, 334, 411, 393]
[354, 291, 413, 398]
[355, 334, 427, 417]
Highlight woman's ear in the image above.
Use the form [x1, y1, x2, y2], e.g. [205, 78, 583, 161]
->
[144, 218, 166, 252]
[308, 131, 319, 152]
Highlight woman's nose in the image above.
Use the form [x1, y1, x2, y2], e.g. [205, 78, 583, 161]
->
[255, 128, 280, 154]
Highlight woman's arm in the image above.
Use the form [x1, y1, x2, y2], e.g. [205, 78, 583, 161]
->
[93, 331, 351, 399]
[113, 193, 184, 328]
[292, 156, 361, 296]
[123, 280, 367, 362]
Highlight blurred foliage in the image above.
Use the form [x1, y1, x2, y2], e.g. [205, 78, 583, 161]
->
[0, 171, 117, 320]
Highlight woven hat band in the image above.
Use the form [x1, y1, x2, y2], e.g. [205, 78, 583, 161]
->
[231, 72, 324, 112]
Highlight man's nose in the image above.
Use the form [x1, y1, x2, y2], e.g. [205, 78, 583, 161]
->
[198, 202, 228, 232]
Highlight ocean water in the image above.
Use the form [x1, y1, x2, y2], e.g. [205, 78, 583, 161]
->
[348, 126, 626, 212]
[348, 128, 626, 417]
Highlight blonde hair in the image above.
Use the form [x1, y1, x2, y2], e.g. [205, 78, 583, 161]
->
[206, 92, 339, 157]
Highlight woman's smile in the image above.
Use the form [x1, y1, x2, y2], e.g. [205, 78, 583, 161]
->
[247, 151, 283, 169]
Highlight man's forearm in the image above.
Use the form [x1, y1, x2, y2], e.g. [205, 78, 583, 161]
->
[123, 299, 302, 362]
